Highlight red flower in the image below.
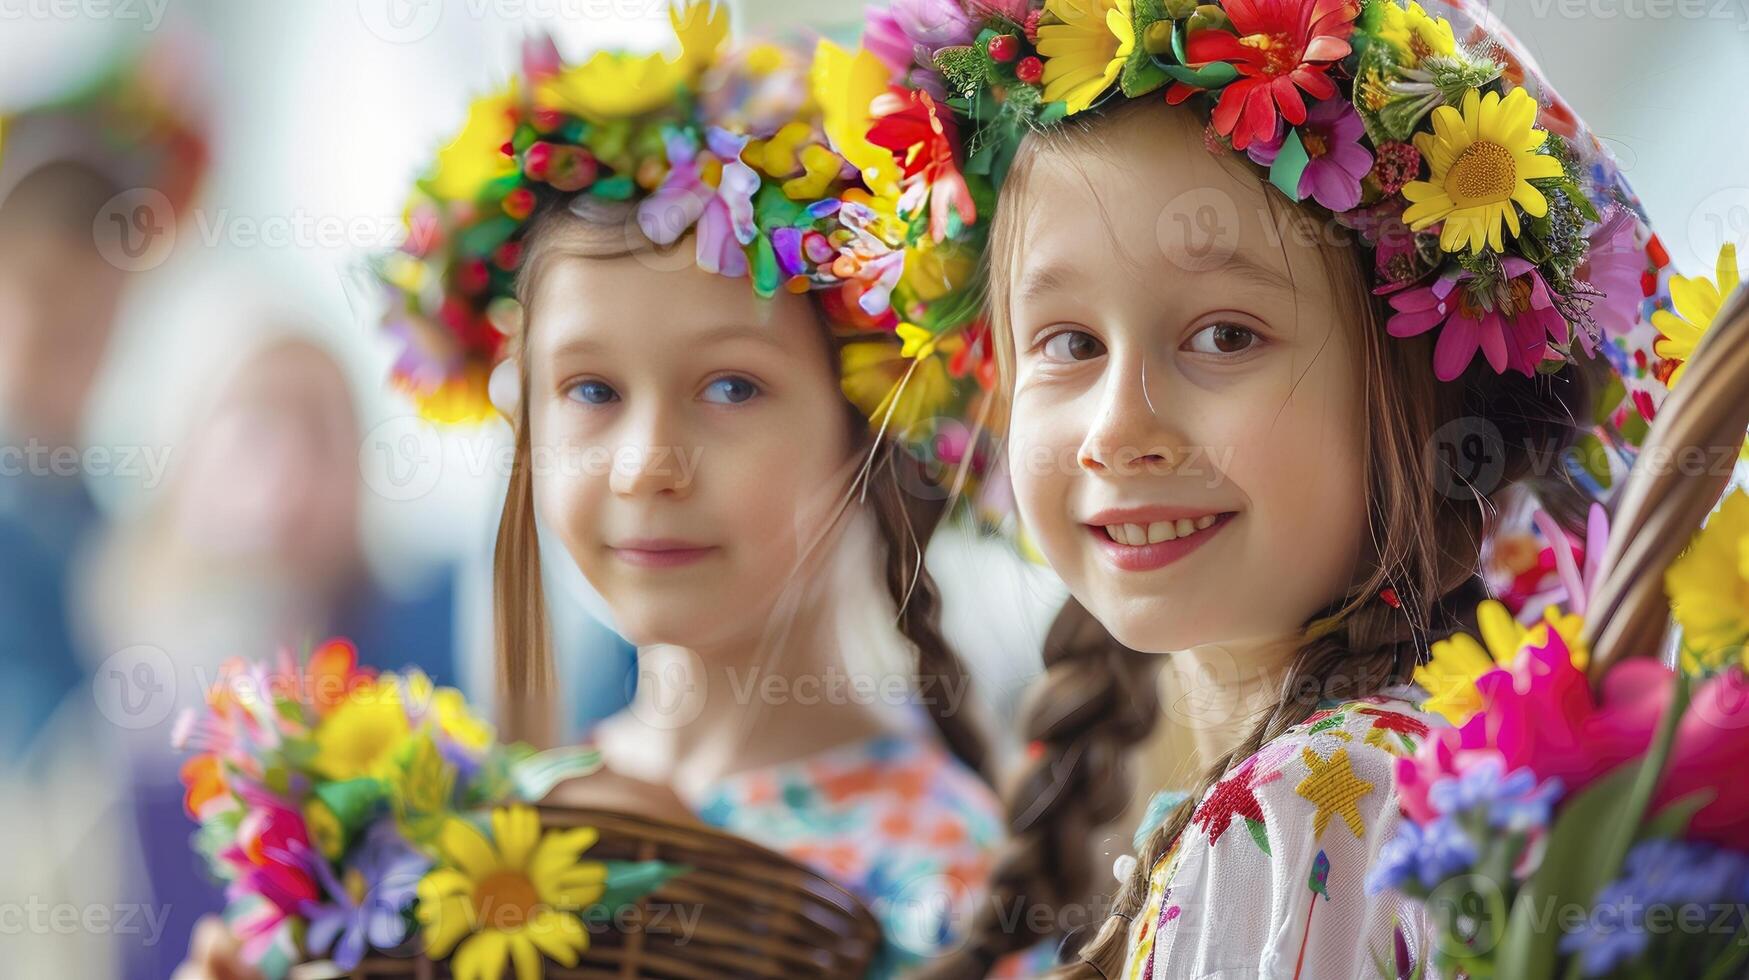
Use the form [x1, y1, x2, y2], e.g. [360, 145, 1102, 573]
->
[866, 86, 977, 241]
[1169, 0, 1359, 151]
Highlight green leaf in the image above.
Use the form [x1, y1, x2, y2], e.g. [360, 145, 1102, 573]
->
[457, 214, 520, 256]
[1122, 0, 1174, 97]
[1637, 788, 1712, 841]
[1268, 129, 1311, 201]
[1160, 60, 1237, 89]
[512, 744, 604, 802]
[1245, 817, 1273, 856]
[579, 861, 692, 924]
[1038, 101, 1069, 127]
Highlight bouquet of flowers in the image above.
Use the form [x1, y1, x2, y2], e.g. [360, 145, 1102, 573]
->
[1370, 264, 1749, 979]
[173, 638, 682, 979]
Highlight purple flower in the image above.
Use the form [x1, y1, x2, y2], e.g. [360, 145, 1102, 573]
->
[1366, 816, 1476, 894]
[863, 6, 916, 77]
[1559, 839, 1749, 976]
[1576, 206, 1648, 343]
[1425, 754, 1564, 833]
[301, 823, 429, 971]
[1247, 99, 1372, 213]
[1387, 257, 1572, 381]
[891, 0, 976, 50]
[634, 128, 758, 280]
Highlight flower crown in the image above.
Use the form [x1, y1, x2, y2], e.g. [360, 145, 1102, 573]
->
[844, 0, 1685, 411]
[374, 3, 1002, 503]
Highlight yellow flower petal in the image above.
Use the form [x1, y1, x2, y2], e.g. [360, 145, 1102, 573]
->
[811, 40, 901, 199]
[421, 893, 475, 959]
[454, 930, 510, 980]
[508, 933, 543, 980]
[442, 817, 504, 881]
[493, 806, 541, 872]
[526, 909, 589, 965]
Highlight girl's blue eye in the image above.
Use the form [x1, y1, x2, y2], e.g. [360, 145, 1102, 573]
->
[702, 376, 760, 405]
[568, 380, 619, 405]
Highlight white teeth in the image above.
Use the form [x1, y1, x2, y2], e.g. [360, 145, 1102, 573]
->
[1103, 515, 1225, 546]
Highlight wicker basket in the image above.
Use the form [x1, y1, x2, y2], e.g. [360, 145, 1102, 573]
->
[344, 805, 882, 979]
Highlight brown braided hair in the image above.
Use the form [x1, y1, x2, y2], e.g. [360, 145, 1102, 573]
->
[914, 101, 1609, 978]
[492, 197, 988, 782]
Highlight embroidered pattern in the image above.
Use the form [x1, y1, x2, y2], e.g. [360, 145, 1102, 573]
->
[1295, 746, 1376, 840]
[1357, 707, 1432, 757]
[1192, 752, 1282, 854]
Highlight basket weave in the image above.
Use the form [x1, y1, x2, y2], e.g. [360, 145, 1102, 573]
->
[1583, 284, 1749, 682]
[348, 804, 882, 979]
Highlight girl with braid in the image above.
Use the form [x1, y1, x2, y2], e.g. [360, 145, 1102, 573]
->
[344, 11, 1038, 979]
[839, 0, 1686, 975]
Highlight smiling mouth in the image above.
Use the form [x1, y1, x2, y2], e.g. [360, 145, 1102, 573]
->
[1081, 511, 1236, 572]
[608, 540, 719, 569]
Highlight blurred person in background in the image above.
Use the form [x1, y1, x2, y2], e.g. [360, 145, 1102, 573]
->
[0, 39, 208, 763]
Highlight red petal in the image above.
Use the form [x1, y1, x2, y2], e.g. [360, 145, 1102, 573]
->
[1272, 76, 1306, 126]
[1211, 80, 1253, 136]
[1302, 36, 1351, 62]
[1294, 66, 1337, 100]
[1184, 30, 1252, 67]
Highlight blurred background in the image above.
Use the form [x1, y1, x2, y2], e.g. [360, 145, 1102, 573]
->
[0, 1, 1742, 976]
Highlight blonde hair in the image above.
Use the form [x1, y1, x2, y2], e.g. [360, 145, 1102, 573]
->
[917, 101, 1607, 978]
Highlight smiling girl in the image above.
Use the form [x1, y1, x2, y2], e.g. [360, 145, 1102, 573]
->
[833, 0, 1679, 976]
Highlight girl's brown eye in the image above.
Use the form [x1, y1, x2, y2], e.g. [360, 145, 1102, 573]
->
[1042, 330, 1106, 362]
[1186, 323, 1258, 355]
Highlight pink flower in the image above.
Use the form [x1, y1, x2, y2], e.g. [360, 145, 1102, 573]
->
[1387, 257, 1571, 381]
[1400, 629, 1749, 850]
[1397, 630, 1669, 826]
[863, 6, 917, 78]
[219, 798, 321, 963]
[891, 0, 976, 50]
[1577, 206, 1651, 342]
[1246, 99, 1372, 212]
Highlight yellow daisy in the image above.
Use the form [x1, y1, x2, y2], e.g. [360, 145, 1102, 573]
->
[1377, 0, 1456, 66]
[1402, 87, 1565, 255]
[428, 82, 520, 202]
[1036, 0, 1134, 115]
[418, 806, 608, 980]
[1653, 242, 1740, 389]
[312, 677, 412, 782]
[1667, 488, 1749, 672]
[1414, 600, 1587, 725]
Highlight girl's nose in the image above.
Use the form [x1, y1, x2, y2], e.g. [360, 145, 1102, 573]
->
[1077, 353, 1190, 477]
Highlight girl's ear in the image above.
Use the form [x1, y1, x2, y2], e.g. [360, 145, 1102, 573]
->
[490, 357, 522, 421]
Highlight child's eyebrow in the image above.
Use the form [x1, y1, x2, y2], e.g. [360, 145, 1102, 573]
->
[1015, 261, 1080, 305]
[1016, 250, 1294, 302]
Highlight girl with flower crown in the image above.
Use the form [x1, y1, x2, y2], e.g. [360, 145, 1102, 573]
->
[182, 6, 1061, 978]
[826, 0, 1714, 976]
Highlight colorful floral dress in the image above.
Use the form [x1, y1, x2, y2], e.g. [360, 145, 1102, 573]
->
[1122, 691, 1446, 980]
[694, 732, 1052, 977]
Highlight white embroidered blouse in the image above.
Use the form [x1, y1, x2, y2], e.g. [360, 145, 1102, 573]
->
[1122, 692, 1447, 980]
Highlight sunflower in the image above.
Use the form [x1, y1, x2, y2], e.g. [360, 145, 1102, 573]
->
[1401, 87, 1564, 255]
[418, 807, 608, 980]
[1667, 488, 1749, 672]
[427, 82, 520, 202]
[1653, 242, 1740, 388]
[1414, 599, 1586, 725]
[311, 676, 412, 782]
[1036, 0, 1134, 115]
